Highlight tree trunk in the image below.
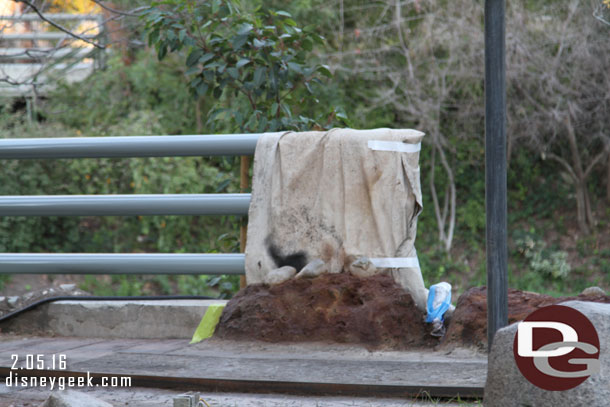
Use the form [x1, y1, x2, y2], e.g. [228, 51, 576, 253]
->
[565, 113, 595, 233]
[195, 97, 203, 133]
[607, 152, 610, 204]
[429, 146, 446, 245]
[103, 3, 133, 65]
[584, 181, 595, 229]
[575, 183, 590, 235]
[428, 136, 456, 253]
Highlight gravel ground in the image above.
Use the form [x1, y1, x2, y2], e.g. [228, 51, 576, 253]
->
[0, 385, 481, 407]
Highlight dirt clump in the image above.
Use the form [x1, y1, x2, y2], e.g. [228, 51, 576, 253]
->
[215, 273, 436, 350]
[441, 286, 610, 352]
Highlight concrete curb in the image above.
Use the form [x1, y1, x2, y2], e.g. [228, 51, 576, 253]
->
[0, 299, 228, 339]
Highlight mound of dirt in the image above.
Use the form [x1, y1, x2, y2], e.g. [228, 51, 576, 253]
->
[440, 286, 610, 352]
[215, 273, 437, 350]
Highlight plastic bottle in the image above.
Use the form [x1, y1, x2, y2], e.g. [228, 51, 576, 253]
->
[426, 282, 452, 337]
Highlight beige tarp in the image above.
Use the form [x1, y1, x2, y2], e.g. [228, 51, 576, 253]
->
[245, 128, 428, 310]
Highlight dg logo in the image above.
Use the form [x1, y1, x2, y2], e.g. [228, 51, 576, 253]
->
[513, 304, 601, 391]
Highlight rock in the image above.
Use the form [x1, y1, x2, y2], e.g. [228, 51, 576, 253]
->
[265, 266, 297, 285]
[445, 304, 456, 319]
[440, 287, 610, 352]
[484, 301, 610, 407]
[173, 393, 200, 407]
[430, 319, 445, 337]
[7, 296, 19, 307]
[60, 284, 77, 291]
[295, 259, 329, 279]
[215, 273, 436, 349]
[347, 256, 378, 278]
[581, 286, 606, 297]
[40, 390, 113, 407]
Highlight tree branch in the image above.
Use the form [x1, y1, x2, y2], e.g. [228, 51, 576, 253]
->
[593, 4, 610, 26]
[14, 0, 105, 49]
[584, 146, 610, 178]
[394, 0, 414, 79]
[546, 152, 578, 182]
[91, 1, 149, 17]
[436, 136, 456, 252]
[429, 144, 447, 243]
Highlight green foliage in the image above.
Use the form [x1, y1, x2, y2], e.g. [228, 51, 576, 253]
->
[507, 150, 571, 222]
[2, 0, 608, 300]
[456, 197, 485, 238]
[0, 106, 240, 258]
[47, 52, 201, 134]
[576, 235, 598, 258]
[177, 275, 239, 298]
[1, 1, 351, 299]
[78, 274, 239, 298]
[143, 0, 347, 132]
[0, 114, 82, 253]
[418, 246, 470, 291]
[512, 229, 571, 279]
[80, 275, 147, 297]
[0, 275, 10, 291]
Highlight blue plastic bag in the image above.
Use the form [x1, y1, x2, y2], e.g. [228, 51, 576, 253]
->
[425, 282, 452, 323]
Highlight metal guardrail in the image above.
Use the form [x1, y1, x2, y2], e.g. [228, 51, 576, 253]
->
[1, 32, 97, 41]
[0, 13, 101, 21]
[0, 13, 107, 97]
[0, 48, 93, 60]
[0, 134, 264, 275]
[0, 194, 251, 216]
[0, 134, 262, 159]
[0, 254, 245, 275]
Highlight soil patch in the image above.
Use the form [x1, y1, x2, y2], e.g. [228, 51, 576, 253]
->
[441, 286, 610, 352]
[215, 273, 437, 350]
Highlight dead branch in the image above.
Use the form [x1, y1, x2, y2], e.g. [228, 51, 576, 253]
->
[90, 1, 149, 17]
[14, 0, 105, 49]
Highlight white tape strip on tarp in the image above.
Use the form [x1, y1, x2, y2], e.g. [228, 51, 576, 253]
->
[367, 140, 422, 153]
[370, 256, 420, 269]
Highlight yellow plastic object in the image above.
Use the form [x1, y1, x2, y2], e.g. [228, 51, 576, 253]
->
[190, 303, 226, 344]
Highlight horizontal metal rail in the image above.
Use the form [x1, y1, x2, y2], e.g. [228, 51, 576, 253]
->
[0, 13, 101, 21]
[0, 33, 97, 41]
[0, 134, 265, 159]
[0, 48, 92, 60]
[0, 133, 265, 275]
[0, 194, 251, 216]
[0, 253, 245, 274]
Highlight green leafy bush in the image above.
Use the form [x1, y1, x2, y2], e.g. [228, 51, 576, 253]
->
[513, 229, 571, 279]
[143, 0, 347, 132]
[46, 52, 201, 135]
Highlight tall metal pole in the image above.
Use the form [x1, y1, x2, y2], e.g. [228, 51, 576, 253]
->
[240, 155, 250, 289]
[485, 0, 508, 350]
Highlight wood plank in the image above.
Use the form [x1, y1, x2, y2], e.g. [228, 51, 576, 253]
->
[115, 339, 190, 355]
[51, 339, 146, 365]
[0, 338, 105, 369]
[0, 337, 49, 353]
[0, 337, 486, 398]
[65, 352, 486, 388]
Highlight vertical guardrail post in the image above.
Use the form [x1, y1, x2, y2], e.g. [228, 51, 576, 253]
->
[239, 155, 250, 288]
[485, 0, 508, 349]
